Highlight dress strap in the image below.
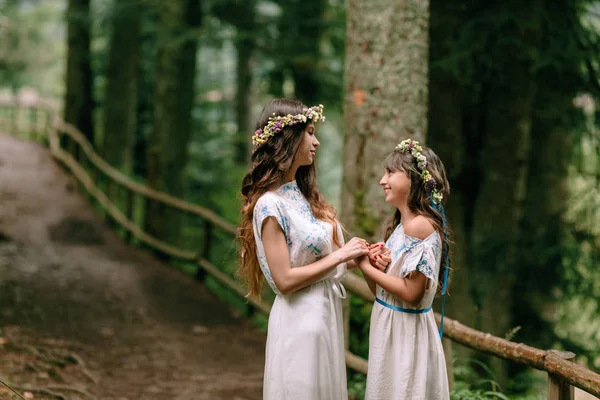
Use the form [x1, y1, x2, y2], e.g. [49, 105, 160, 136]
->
[329, 277, 347, 299]
[376, 297, 431, 314]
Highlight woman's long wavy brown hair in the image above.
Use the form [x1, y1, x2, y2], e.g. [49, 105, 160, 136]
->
[237, 99, 340, 299]
[383, 145, 452, 293]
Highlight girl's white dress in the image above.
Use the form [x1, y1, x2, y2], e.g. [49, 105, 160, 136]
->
[365, 223, 449, 400]
[253, 180, 348, 400]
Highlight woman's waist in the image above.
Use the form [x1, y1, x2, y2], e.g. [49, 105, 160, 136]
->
[276, 276, 346, 301]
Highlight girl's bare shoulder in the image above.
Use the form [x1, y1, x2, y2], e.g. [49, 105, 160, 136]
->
[403, 215, 434, 240]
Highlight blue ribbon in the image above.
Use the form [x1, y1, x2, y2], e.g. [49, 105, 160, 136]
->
[376, 297, 432, 314]
[432, 201, 450, 339]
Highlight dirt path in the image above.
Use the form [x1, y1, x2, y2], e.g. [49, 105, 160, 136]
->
[0, 135, 265, 400]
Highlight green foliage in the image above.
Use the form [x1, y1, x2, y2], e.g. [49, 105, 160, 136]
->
[347, 371, 367, 399]
[352, 190, 381, 239]
[451, 358, 545, 400]
[4, 0, 600, 394]
[348, 294, 372, 359]
[0, 0, 66, 95]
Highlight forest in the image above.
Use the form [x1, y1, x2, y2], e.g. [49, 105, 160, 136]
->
[1, 0, 600, 398]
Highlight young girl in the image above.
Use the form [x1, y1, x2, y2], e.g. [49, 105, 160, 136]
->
[237, 99, 369, 399]
[358, 139, 451, 400]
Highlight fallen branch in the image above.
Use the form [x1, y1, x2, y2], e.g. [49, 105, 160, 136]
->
[0, 378, 27, 400]
[46, 384, 96, 399]
[67, 352, 99, 384]
[15, 387, 66, 400]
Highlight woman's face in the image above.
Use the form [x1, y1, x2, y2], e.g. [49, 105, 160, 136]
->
[293, 122, 320, 167]
[379, 167, 411, 208]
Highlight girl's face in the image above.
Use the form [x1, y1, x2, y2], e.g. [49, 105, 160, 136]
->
[293, 123, 320, 167]
[380, 168, 411, 208]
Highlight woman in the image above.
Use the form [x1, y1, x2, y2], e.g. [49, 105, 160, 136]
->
[237, 99, 369, 399]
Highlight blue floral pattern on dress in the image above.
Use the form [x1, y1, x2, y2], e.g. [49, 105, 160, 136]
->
[382, 223, 441, 285]
[253, 181, 345, 294]
[416, 258, 434, 279]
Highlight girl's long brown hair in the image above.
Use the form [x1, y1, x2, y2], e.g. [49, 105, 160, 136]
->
[237, 99, 340, 299]
[383, 146, 452, 293]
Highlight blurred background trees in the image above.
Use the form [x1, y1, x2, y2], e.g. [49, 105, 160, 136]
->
[1, 0, 599, 397]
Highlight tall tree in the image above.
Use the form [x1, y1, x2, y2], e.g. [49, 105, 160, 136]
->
[341, 0, 429, 240]
[512, 0, 594, 363]
[101, 0, 142, 172]
[0, 0, 25, 92]
[429, 0, 600, 386]
[429, 0, 548, 384]
[269, 0, 327, 105]
[233, 0, 256, 165]
[145, 0, 202, 244]
[133, 4, 160, 177]
[428, 0, 474, 336]
[64, 0, 94, 144]
[212, 0, 257, 165]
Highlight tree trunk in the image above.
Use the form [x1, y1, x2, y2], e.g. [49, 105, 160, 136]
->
[233, 0, 255, 165]
[512, 99, 573, 364]
[64, 0, 94, 145]
[469, 0, 543, 384]
[101, 0, 141, 172]
[146, 0, 202, 245]
[512, 0, 582, 367]
[287, 0, 325, 106]
[271, 0, 326, 105]
[428, 0, 477, 336]
[133, 4, 159, 177]
[341, 0, 429, 240]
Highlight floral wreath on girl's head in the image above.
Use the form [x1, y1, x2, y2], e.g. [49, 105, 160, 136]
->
[395, 138, 443, 204]
[252, 104, 326, 150]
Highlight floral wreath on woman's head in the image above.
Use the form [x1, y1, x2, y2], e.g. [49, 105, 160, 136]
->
[252, 104, 326, 150]
[395, 138, 443, 204]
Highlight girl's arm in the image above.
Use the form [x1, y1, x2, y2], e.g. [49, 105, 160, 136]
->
[262, 217, 369, 295]
[360, 243, 391, 295]
[361, 257, 377, 295]
[358, 258, 428, 305]
[359, 217, 433, 304]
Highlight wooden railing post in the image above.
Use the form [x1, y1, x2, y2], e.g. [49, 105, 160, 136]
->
[68, 135, 76, 158]
[124, 189, 135, 242]
[105, 179, 116, 228]
[30, 107, 37, 141]
[12, 104, 18, 137]
[547, 350, 575, 400]
[196, 220, 212, 281]
[44, 110, 52, 147]
[548, 374, 575, 400]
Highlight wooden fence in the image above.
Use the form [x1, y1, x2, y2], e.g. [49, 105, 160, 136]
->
[0, 96, 598, 400]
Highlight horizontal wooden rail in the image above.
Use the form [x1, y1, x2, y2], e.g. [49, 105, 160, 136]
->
[52, 118, 237, 235]
[52, 146, 198, 260]
[438, 316, 600, 397]
[2, 95, 600, 398]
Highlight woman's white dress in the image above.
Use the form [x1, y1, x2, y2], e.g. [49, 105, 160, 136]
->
[365, 223, 449, 400]
[253, 180, 348, 400]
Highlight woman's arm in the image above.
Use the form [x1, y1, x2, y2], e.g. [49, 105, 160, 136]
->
[262, 217, 369, 295]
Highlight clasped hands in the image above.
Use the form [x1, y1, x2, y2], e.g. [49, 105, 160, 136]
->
[340, 237, 391, 272]
[365, 242, 391, 271]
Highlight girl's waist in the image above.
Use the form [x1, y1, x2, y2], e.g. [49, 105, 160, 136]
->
[375, 295, 432, 314]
